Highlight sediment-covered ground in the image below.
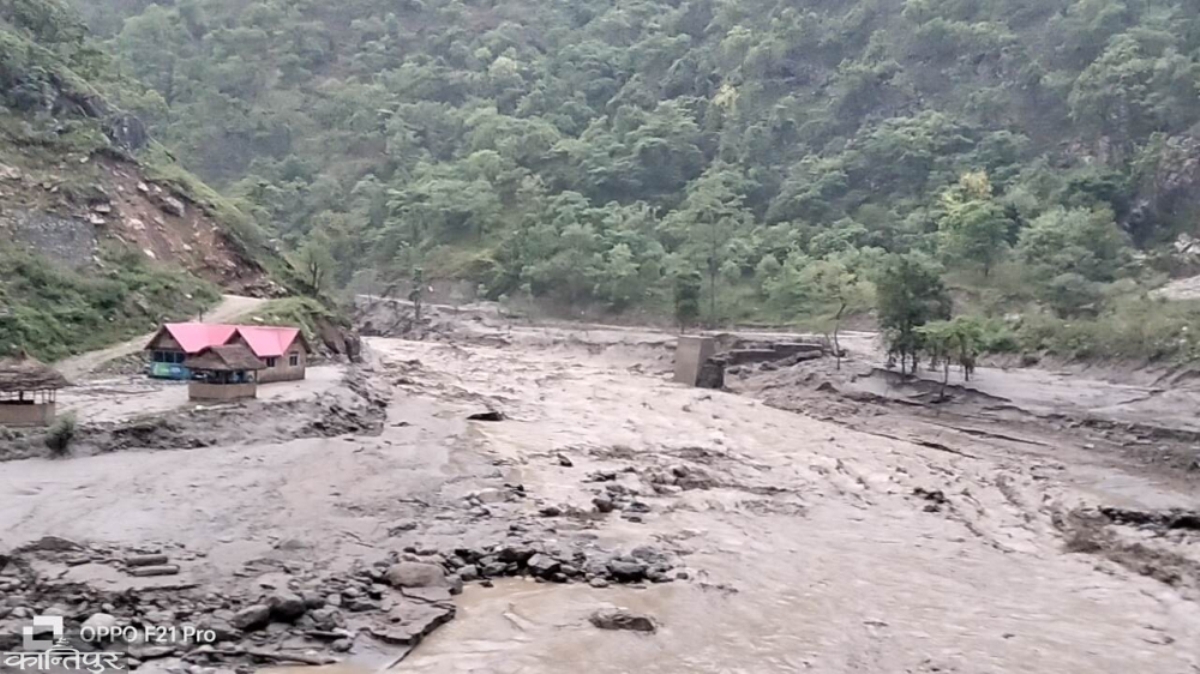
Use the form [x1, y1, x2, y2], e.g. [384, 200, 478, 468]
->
[1, 308, 1198, 674]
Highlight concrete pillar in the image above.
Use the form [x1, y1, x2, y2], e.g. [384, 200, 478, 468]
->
[674, 336, 716, 386]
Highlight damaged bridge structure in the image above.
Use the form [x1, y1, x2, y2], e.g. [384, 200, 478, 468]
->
[674, 334, 827, 389]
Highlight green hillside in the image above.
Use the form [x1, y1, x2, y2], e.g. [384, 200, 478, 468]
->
[64, 0, 1200, 358]
[0, 0, 292, 360]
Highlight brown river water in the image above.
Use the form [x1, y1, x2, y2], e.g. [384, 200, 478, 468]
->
[4, 324, 1199, 673]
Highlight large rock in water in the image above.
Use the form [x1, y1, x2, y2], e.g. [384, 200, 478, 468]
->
[589, 609, 657, 633]
[384, 561, 447, 588]
[606, 558, 648, 582]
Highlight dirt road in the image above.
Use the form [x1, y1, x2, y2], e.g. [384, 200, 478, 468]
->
[54, 294, 265, 380]
[2, 316, 1198, 673]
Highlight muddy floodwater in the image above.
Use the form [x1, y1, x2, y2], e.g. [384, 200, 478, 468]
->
[2, 311, 1199, 673]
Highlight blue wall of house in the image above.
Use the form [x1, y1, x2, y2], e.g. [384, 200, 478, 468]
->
[148, 351, 192, 380]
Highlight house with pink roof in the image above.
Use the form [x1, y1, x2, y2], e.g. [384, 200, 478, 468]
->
[144, 323, 310, 382]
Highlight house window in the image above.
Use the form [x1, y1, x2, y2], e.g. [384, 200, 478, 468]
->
[153, 351, 186, 364]
[289, 353, 299, 367]
[266, 357, 278, 368]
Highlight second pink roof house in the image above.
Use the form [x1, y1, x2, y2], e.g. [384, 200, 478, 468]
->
[145, 323, 310, 383]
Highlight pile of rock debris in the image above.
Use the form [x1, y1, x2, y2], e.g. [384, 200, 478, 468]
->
[0, 533, 681, 671]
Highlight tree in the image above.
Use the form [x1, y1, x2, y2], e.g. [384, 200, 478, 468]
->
[800, 257, 872, 369]
[1017, 207, 1131, 283]
[1017, 207, 1132, 316]
[875, 254, 951, 374]
[115, 4, 194, 116]
[291, 233, 336, 295]
[673, 270, 702, 333]
[937, 172, 1012, 276]
[660, 167, 754, 324]
[408, 266, 426, 324]
[918, 316, 984, 398]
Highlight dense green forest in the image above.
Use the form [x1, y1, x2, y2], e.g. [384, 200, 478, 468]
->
[62, 0, 1200, 359]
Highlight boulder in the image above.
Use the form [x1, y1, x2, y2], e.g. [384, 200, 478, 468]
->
[158, 195, 186, 217]
[630, 546, 668, 564]
[128, 645, 174, 660]
[369, 602, 456, 645]
[197, 617, 239, 642]
[299, 591, 326, 610]
[496, 546, 533, 564]
[230, 604, 271, 631]
[606, 559, 648, 582]
[401, 586, 452, 604]
[308, 607, 343, 631]
[267, 591, 307, 622]
[344, 597, 380, 612]
[331, 638, 353, 653]
[589, 609, 656, 633]
[24, 536, 81, 552]
[81, 613, 117, 640]
[384, 562, 447, 589]
[526, 554, 561, 578]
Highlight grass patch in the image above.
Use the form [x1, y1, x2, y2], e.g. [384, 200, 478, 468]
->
[238, 296, 334, 345]
[0, 245, 221, 361]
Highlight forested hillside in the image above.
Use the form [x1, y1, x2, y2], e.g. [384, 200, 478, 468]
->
[0, 0, 290, 360]
[71, 0, 1200, 358]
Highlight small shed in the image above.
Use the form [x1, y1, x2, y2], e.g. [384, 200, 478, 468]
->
[0, 353, 70, 427]
[183, 344, 265, 402]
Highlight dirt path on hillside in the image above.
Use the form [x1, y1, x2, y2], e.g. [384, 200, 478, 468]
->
[54, 294, 265, 380]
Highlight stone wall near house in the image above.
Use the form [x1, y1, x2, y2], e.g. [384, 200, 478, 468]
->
[0, 402, 56, 427]
[189, 382, 257, 401]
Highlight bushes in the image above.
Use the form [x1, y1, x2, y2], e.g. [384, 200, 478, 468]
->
[1010, 297, 1200, 362]
[44, 412, 77, 457]
[0, 247, 220, 361]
